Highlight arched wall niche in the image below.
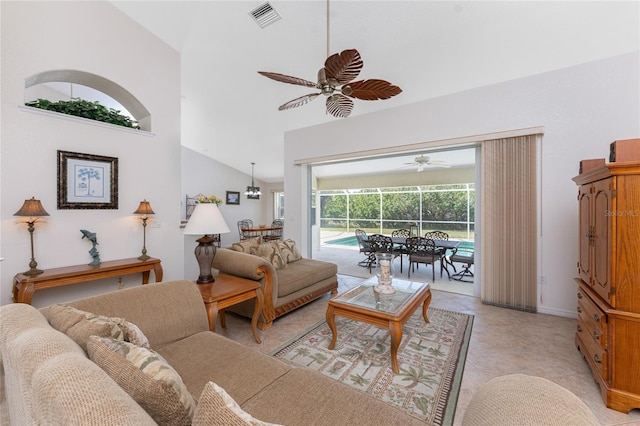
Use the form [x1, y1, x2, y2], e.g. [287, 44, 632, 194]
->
[25, 69, 151, 131]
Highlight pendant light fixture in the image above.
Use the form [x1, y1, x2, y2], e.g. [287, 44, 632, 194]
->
[245, 162, 262, 199]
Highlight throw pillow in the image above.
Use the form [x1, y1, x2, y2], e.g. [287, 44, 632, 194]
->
[278, 239, 302, 264]
[255, 241, 286, 270]
[87, 336, 196, 426]
[231, 236, 262, 255]
[192, 381, 281, 426]
[48, 304, 124, 351]
[48, 304, 150, 351]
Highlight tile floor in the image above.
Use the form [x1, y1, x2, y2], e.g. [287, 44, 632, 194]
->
[216, 248, 640, 425]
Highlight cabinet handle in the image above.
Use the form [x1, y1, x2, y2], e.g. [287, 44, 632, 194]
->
[577, 325, 582, 332]
[594, 354, 602, 364]
[593, 331, 599, 340]
[577, 292, 583, 299]
[577, 306, 582, 313]
[593, 314, 600, 322]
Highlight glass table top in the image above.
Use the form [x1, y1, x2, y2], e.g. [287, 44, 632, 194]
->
[332, 278, 429, 314]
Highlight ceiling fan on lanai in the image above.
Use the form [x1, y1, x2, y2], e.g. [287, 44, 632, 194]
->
[257, 1, 402, 118]
[404, 154, 451, 172]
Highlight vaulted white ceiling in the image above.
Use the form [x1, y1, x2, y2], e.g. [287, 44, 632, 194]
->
[111, 1, 639, 181]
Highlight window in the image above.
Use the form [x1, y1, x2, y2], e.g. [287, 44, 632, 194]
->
[273, 191, 284, 220]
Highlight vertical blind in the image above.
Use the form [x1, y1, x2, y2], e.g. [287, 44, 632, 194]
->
[481, 135, 538, 312]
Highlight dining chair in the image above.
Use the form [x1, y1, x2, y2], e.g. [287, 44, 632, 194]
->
[405, 236, 443, 281]
[367, 234, 394, 273]
[264, 219, 284, 241]
[238, 219, 255, 240]
[355, 229, 374, 268]
[391, 229, 411, 273]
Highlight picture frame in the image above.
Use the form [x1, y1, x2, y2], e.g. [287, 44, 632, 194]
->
[57, 150, 118, 209]
[226, 191, 240, 205]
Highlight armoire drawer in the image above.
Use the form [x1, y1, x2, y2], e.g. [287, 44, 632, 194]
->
[577, 289, 607, 349]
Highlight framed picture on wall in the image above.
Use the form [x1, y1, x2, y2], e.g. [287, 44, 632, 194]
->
[57, 150, 118, 209]
[226, 191, 240, 205]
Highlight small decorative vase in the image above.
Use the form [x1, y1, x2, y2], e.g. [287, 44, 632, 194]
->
[374, 252, 395, 294]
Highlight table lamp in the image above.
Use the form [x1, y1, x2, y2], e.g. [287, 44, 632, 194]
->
[183, 203, 230, 283]
[14, 197, 50, 275]
[133, 200, 155, 261]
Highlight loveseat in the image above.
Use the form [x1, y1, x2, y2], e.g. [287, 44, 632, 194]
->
[0, 279, 426, 425]
[212, 238, 338, 330]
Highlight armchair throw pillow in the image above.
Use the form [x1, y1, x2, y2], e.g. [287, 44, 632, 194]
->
[231, 236, 262, 255]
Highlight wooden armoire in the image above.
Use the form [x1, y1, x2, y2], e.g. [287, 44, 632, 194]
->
[573, 161, 640, 413]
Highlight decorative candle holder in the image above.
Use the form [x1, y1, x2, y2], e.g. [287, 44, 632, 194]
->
[374, 252, 395, 294]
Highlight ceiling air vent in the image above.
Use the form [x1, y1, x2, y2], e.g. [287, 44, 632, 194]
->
[249, 2, 281, 28]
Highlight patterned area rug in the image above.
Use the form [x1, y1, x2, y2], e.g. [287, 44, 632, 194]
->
[271, 308, 473, 425]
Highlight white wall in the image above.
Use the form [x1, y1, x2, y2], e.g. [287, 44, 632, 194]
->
[284, 52, 640, 318]
[0, 1, 182, 307]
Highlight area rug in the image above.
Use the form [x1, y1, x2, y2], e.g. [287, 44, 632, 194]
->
[271, 307, 473, 425]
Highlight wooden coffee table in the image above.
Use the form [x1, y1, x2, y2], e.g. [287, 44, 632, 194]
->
[326, 277, 431, 373]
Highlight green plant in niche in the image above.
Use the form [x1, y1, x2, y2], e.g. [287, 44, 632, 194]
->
[25, 98, 140, 129]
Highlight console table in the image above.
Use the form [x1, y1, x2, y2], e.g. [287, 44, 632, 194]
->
[12, 257, 163, 305]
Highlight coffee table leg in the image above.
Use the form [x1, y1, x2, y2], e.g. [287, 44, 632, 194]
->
[389, 321, 403, 374]
[326, 305, 337, 350]
[250, 288, 263, 344]
[422, 290, 432, 323]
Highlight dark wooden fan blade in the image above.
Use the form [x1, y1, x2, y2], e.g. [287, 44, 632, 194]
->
[345, 79, 402, 100]
[324, 49, 363, 85]
[326, 94, 354, 118]
[258, 71, 318, 88]
[278, 93, 320, 111]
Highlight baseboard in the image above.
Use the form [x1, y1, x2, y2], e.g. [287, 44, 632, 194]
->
[537, 305, 577, 318]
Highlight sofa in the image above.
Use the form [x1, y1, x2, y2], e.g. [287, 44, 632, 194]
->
[0, 279, 426, 425]
[212, 238, 338, 330]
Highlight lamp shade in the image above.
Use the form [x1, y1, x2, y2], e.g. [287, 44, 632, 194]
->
[14, 197, 50, 218]
[133, 199, 155, 216]
[183, 203, 230, 235]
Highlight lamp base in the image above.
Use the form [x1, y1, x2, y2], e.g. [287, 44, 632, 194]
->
[23, 267, 43, 275]
[195, 235, 217, 284]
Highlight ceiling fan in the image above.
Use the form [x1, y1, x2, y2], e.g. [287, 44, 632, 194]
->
[257, 1, 402, 118]
[404, 155, 451, 172]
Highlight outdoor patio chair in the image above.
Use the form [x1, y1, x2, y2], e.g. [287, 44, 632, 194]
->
[406, 236, 443, 281]
[391, 229, 411, 273]
[424, 230, 451, 275]
[367, 234, 394, 273]
[449, 245, 474, 282]
[355, 229, 374, 268]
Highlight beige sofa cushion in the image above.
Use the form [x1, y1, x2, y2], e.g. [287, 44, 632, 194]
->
[156, 331, 291, 404]
[276, 258, 337, 298]
[192, 382, 281, 426]
[87, 336, 196, 426]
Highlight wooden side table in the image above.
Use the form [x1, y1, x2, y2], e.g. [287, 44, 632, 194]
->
[194, 274, 263, 344]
